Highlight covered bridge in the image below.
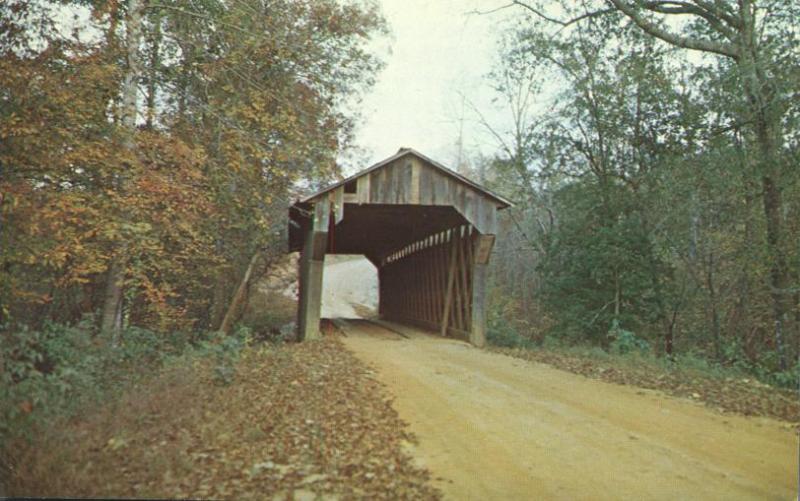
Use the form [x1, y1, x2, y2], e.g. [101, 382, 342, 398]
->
[288, 148, 511, 346]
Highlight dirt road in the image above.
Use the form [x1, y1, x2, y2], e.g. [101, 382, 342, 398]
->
[320, 256, 378, 319]
[338, 320, 797, 500]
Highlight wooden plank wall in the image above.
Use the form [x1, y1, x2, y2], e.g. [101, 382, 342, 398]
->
[379, 224, 475, 339]
[312, 157, 497, 235]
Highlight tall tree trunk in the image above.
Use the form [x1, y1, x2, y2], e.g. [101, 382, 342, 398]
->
[762, 172, 789, 370]
[145, 6, 161, 129]
[793, 277, 799, 364]
[732, 134, 754, 359]
[101, 0, 144, 340]
[706, 250, 721, 361]
[753, 108, 791, 370]
[101, 259, 125, 341]
[738, 13, 790, 370]
[210, 275, 230, 330]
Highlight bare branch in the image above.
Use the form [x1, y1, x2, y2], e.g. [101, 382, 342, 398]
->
[691, 0, 741, 29]
[641, 1, 738, 39]
[462, 92, 515, 161]
[606, 0, 739, 58]
[511, 1, 614, 28]
[464, 2, 516, 16]
[147, 3, 255, 36]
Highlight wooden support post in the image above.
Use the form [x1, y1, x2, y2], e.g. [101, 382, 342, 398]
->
[470, 234, 494, 347]
[470, 262, 487, 347]
[377, 265, 386, 318]
[440, 230, 458, 337]
[297, 202, 329, 341]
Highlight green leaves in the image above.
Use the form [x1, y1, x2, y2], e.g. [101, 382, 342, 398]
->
[608, 319, 650, 355]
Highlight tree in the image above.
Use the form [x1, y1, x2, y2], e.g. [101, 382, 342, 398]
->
[0, 0, 386, 337]
[511, 0, 799, 368]
[484, 10, 695, 350]
[100, 0, 145, 341]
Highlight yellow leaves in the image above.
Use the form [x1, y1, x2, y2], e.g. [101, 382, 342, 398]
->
[41, 247, 69, 269]
[0, 113, 39, 139]
[226, 159, 243, 173]
[106, 436, 130, 451]
[10, 288, 52, 305]
[119, 222, 153, 237]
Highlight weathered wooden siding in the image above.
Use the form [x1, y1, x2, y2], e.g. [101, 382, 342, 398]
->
[311, 156, 497, 235]
[292, 149, 507, 345]
[379, 225, 478, 341]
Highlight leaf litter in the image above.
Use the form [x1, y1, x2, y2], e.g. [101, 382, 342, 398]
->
[8, 337, 442, 500]
[492, 346, 799, 425]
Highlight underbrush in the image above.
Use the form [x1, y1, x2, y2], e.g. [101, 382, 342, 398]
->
[488, 313, 799, 391]
[240, 292, 297, 342]
[3, 335, 441, 499]
[0, 318, 252, 457]
[486, 304, 535, 350]
[487, 317, 799, 422]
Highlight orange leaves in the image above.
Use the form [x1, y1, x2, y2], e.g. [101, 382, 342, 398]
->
[1, 0, 385, 331]
[9, 338, 441, 498]
[0, 91, 217, 330]
[17, 400, 33, 415]
[9, 188, 111, 291]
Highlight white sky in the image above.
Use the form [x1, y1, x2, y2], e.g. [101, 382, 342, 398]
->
[349, 0, 518, 171]
[48, 0, 520, 175]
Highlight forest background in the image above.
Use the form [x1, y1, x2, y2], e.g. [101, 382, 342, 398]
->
[1, 0, 799, 447]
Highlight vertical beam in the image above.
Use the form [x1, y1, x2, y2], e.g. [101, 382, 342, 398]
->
[332, 186, 344, 224]
[410, 158, 421, 204]
[297, 231, 313, 339]
[457, 228, 471, 332]
[297, 201, 329, 341]
[298, 250, 324, 340]
[470, 263, 487, 347]
[440, 230, 458, 337]
[356, 174, 370, 204]
[470, 234, 494, 347]
[377, 265, 385, 317]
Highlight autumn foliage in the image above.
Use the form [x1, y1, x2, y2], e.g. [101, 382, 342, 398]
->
[0, 0, 384, 333]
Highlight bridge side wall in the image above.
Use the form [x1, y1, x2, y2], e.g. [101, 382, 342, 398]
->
[379, 225, 494, 346]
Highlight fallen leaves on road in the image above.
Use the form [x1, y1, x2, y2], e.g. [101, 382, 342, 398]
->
[7, 337, 442, 500]
[492, 346, 799, 424]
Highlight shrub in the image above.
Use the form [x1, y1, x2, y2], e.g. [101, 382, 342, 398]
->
[758, 356, 800, 390]
[488, 323, 525, 348]
[0, 321, 103, 443]
[195, 327, 251, 386]
[0, 320, 240, 447]
[486, 291, 537, 349]
[607, 319, 650, 355]
[487, 314, 533, 348]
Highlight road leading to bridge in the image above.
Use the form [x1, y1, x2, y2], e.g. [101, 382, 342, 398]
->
[338, 319, 796, 500]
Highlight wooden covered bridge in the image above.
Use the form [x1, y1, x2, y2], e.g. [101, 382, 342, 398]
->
[288, 148, 511, 346]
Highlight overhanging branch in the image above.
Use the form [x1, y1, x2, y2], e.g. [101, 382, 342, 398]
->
[641, 1, 738, 40]
[606, 0, 739, 58]
[512, 1, 615, 28]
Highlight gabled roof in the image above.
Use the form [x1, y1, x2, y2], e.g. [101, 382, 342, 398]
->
[300, 147, 513, 208]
